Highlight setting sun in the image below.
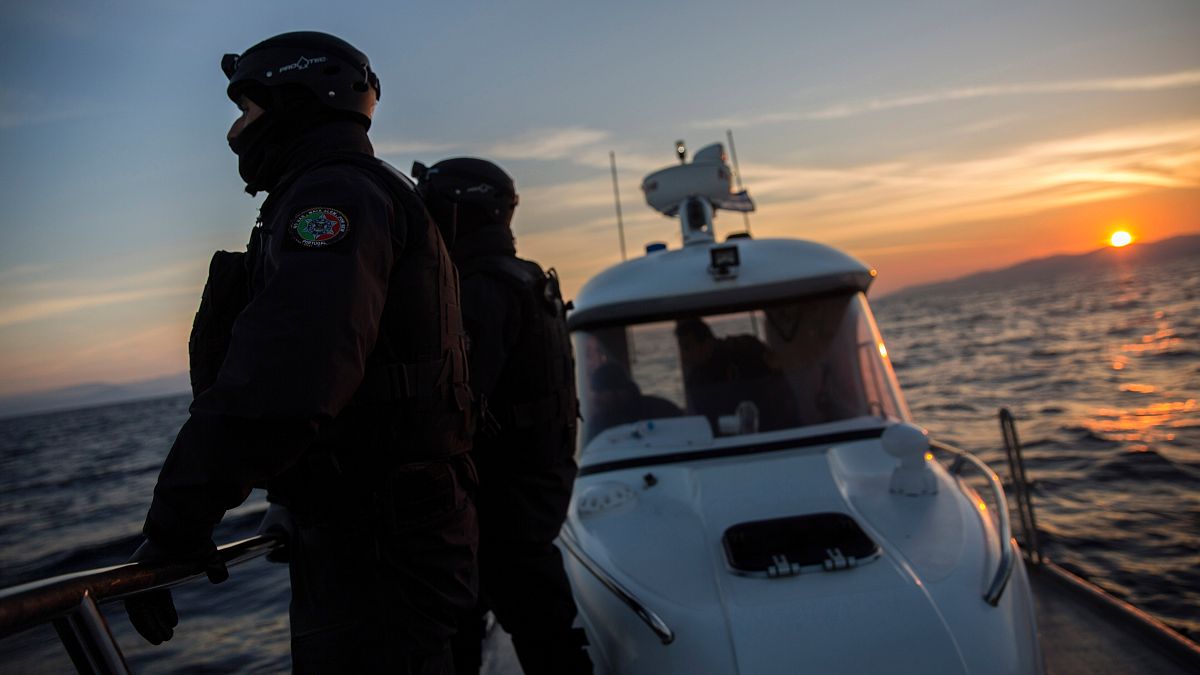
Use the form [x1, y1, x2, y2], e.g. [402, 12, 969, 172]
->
[1109, 230, 1134, 247]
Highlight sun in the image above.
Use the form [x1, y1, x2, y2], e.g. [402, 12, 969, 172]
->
[1109, 230, 1133, 247]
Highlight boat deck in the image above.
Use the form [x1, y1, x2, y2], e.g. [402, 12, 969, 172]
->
[481, 559, 1200, 674]
[1030, 562, 1200, 675]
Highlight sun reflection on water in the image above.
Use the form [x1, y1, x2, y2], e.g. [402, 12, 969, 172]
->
[1087, 400, 1199, 443]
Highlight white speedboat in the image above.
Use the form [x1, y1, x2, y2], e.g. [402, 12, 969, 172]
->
[559, 141, 1042, 674]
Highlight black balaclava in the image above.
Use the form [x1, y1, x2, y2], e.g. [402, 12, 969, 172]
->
[228, 84, 360, 195]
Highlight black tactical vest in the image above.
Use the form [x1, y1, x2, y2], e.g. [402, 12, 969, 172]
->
[189, 153, 473, 464]
[460, 256, 578, 458]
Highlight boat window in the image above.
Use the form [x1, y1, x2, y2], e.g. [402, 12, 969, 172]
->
[574, 292, 908, 450]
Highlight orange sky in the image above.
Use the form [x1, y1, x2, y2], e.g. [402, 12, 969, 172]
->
[847, 187, 1200, 295]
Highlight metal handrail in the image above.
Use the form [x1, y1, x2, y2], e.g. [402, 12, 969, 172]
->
[929, 439, 1016, 607]
[0, 534, 282, 640]
[558, 525, 675, 645]
[1000, 408, 1042, 564]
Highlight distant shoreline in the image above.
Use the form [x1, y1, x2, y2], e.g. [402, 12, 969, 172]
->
[0, 375, 190, 421]
[877, 232, 1200, 300]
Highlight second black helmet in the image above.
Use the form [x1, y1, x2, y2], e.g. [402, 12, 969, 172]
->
[413, 157, 520, 230]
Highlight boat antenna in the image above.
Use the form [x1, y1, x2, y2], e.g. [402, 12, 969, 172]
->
[726, 129, 752, 237]
[609, 150, 627, 261]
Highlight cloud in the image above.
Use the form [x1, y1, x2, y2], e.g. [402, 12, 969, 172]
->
[946, 115, 1023, 137]
[0, 286, 197, 328]
[613, 119, 1200, 247]
[372, 140, 459, 158]
[2, 260, 207, 298]
[851, 237, 1018, 259]
[488, 127, 611, 161]
[519, 177, 623, 213]
[0, 260, 208, 327]
[692, 70, 1200, 129]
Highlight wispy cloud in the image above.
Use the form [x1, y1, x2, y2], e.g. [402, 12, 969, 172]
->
[0, 286, 197, 328]
[1, 260, 207, 298]
[373, 140, 460, 158]
[692, 70, 1200, 129]
[735, 119, 1200, 241]
[519, 177, 622, 213]
[851, 237, 1019, 259]
[0, 261, 208, 327]
[946, 115, 1023, 137]
[488, 127, 611, 161]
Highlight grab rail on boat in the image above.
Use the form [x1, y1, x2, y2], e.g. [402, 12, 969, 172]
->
[0, 533, 282, 674]
[999, 407, 1043, 565]
[558, 525, 676, 645]
[929, 439, 1016, 607]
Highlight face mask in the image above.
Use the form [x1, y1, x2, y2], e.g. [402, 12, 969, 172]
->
[227, 110, 280, 193]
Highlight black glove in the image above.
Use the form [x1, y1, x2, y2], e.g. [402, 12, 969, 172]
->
[123, 539, 228, 645]
[124, 587, 178, 646]
[255, 503, 296, 563]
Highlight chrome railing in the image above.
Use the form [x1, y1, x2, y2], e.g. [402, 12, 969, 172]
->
[0, 534, 282, 674]
[929, 439, 1016, 607]
[999, 407, 1042, 565]
[558, 525, 675, 645]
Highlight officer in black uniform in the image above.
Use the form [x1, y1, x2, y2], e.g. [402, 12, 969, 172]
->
[123, 32, 477, 674]
[413, 158, 592, 674]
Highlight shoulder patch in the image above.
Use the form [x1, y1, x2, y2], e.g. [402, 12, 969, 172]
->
[289, 207, 350, 248]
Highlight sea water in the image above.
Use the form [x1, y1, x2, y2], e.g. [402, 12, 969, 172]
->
[1, 255, 1196, 672]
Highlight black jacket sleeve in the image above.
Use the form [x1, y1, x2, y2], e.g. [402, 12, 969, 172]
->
[144, 166, 397, 551]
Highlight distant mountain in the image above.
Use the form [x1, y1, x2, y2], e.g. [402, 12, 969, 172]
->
[884, 233, 1200, 299]
[0, 372, 190, 420]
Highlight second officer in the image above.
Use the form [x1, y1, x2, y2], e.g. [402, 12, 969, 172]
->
[414, 157, 592, 674]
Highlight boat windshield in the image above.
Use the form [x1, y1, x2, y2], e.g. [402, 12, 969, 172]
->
[574, 292, 909, 451]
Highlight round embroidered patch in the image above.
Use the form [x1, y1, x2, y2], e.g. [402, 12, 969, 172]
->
[290, 207, 349, 247]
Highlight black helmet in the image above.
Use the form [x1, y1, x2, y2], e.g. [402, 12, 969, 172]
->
[222, 31, 380, 125]
[412, 157, 519, 225]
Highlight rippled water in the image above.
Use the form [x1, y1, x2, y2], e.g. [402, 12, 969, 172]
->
[0, 255, 1196, 671]
[0, 396, 291, 673]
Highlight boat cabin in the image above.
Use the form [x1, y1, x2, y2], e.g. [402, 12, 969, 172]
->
[569, 144, 910, 459]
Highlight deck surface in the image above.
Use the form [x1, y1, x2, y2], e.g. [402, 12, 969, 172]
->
[483, 564, 1200, 674]
[1030, 563, 1200, 675]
